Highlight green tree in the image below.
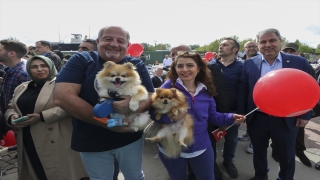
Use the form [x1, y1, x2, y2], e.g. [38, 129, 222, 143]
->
[189, 44, 200, 50]
[155, 43, 171, 50]
[315, 44, 320, 54]
[141, 43, 155, 51]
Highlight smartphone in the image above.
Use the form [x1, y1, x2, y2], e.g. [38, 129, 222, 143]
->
[12, 116, 30, 123]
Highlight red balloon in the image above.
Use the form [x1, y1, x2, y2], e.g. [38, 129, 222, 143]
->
[1, 130, 16, 147]
[253, 68, 320, 117]
[204, 52, 214, 61]
[127, 43, 144, 57]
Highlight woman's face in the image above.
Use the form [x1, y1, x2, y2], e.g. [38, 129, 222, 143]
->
[175, 57, 199, 83]
[29, 59, 49, 80]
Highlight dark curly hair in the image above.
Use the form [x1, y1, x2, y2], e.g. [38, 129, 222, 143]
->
[166, 51, 217, 97]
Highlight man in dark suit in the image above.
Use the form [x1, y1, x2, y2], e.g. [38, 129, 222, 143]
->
[237, 28, 311, 180]
[171, 45, 229, 180]
[151, 66, 165, 88]
[268, 42, 313, 167]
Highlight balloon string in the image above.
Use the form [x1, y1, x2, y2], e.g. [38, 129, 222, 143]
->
[226, 107, 259, 130]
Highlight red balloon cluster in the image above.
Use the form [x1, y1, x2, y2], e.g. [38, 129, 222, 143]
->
[204, 52, 215, 61]
[127, 43, 144, 57]
[253, 68, 320, 117]
[1, 130, 16, 147]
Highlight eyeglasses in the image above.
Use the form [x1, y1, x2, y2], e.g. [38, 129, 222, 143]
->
[244, 46, 257, 49]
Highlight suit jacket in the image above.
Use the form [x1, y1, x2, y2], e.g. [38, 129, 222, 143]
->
[237, 53, 311, 131]
[152, 75, 165, 88]
[5, 78, 87, 180]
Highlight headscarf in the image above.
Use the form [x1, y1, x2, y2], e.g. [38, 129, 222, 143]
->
[26, 55, 57, 83]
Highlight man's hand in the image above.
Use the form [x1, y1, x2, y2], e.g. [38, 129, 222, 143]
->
[296, 118, 309, 127]
[113, 96, 131, 113]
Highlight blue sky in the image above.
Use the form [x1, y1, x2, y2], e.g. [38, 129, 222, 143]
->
[0, 0, 319, 48]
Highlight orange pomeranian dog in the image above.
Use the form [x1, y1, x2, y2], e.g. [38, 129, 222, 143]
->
[145, 88, 194, 158]
[96, 61, 150, 131]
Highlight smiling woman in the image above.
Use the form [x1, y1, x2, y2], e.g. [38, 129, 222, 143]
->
[4, 55, 88, 180]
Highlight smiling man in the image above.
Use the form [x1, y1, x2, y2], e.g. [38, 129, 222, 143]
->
[237, 28, 311, 180]
[54, 26, 154, 180]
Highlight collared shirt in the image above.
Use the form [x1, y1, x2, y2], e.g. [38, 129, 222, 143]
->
[214, 59, 243, 111]
[163, 58, 172, 67]
[261, 53, 282, 77]
[156, 76, 163, 82]
[0, 62, 30, 114]
[42, 52, 49, 56]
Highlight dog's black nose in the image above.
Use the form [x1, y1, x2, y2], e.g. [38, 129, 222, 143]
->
[163, 100, 168, 104]
[115, 77, 121, 81]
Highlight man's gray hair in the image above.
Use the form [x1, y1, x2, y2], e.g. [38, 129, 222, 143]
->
[97, 26, 130, 42]
[256, 28, 281, 42]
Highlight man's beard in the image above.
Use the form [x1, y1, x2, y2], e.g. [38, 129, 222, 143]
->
[105, 51, 120, 59]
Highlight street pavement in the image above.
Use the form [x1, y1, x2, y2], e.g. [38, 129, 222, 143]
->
[1, 116, 320, 180]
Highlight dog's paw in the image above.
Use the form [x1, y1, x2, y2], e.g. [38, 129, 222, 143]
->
[129, 101, 139, 111]
[155, 114, 161, 120]
[145, 137, 159, 142]
[130, 126, 139, 132]
[172, 110, 178, 116]
[179, 140, 187, 148]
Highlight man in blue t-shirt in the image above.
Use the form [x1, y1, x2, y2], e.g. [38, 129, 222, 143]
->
[54, 26, 154, 180]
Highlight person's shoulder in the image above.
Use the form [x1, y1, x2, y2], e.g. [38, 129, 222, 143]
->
[126, 56, 143, 66]
[71, 51, 98, 62]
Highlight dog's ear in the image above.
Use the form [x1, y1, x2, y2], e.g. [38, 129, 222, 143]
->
[104, 61, 115, 68]
[156, 88, 162, 94]
[124, 62, 134, 70]
[170, 88, 176, 94]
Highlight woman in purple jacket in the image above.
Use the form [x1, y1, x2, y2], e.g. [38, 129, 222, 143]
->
[151, 51, 245, 180]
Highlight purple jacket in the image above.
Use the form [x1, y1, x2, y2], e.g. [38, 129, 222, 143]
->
[150, 79, 234, 153]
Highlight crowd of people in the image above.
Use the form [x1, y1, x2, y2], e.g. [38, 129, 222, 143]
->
[0, 26, 319, 180]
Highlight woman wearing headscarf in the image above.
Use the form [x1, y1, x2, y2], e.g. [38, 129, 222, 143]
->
[5, 55, 88, 180]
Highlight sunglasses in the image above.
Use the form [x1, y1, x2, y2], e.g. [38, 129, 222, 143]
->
[176, 51, 197, 56]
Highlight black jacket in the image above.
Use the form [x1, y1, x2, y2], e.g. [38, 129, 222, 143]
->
[151, 75, 165, 88]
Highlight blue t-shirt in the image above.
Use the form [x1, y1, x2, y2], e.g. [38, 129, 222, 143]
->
[56, 51, 154, 152]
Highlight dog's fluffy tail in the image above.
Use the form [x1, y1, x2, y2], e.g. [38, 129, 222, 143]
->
[161, 134, 183, 158]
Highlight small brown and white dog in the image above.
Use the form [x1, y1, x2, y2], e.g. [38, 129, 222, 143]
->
[145, 88, 194, 158]
[96, 61, 150, 131]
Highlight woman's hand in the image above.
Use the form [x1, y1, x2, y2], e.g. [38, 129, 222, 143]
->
[12, 113, 41, 128]
[233, 114, 246, 124]
[168, 111, 187, 121]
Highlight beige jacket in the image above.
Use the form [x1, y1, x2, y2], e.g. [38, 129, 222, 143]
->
[5, 78, 87, 180]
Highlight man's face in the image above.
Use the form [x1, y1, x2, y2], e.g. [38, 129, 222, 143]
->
[258, 33, 282, 58]
[0, 45, 10, 63]
[78, 42, 95, 52]
[218, 40, 237, 57]
[155, 68, 163, 77]
[97, 27, 129, 62]
[35, 42, 48, 55]
[165, 55, 168, 59]
[282, 48, 298, 55]
[244, 42, 258, 57]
